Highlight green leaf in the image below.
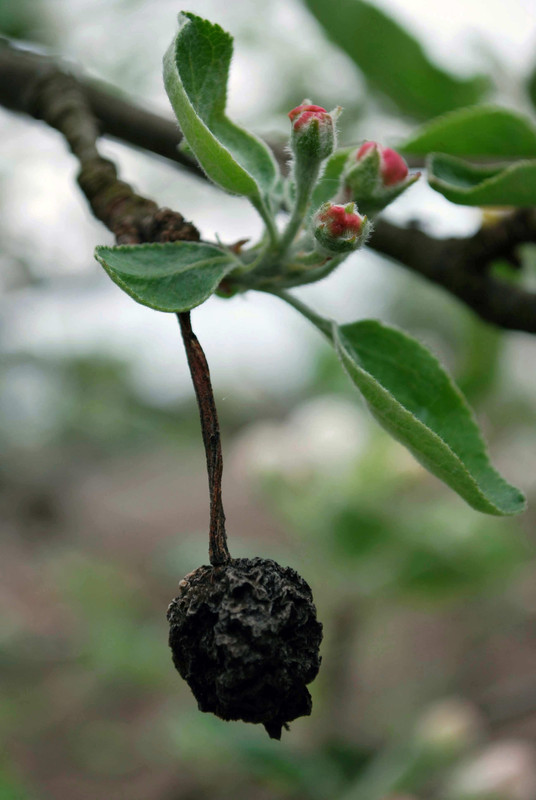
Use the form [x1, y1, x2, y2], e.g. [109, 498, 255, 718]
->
[163, 12, 278, 200]
[94, 242, 236, 312]
[333, 319, 525, 515]
[427, 153, 536, 206]
[303, 0, 488, 120]
[401, 106, 536, 158]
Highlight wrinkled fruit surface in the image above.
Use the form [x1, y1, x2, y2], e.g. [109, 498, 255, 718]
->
[167, 557, 323, 739]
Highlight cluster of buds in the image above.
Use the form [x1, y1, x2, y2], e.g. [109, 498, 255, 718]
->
[344, 141, 419, 215]
[288, 101, 338, 163]
[312, 201, 371, 255]
[282, 103, 418, 278]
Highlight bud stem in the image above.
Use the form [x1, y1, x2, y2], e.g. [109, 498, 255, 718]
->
[252, 160, 321, 281]
[279, 160, 322, 255]
[178, 312, 231, 566]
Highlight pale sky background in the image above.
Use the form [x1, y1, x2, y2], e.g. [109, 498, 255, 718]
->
[1, 0, 536, 414]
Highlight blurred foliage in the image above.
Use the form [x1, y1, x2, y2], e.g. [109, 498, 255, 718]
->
[0, 762, 33, 800]
[4, 312, 532, 797]
[427, 152, 536, 206]
[304, 0, 489, 120]
[0, 0, 53, 44]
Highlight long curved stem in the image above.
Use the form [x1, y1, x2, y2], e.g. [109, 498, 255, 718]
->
[178, 312, 231, 567]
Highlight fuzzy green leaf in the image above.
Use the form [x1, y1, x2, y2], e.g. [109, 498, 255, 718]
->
[163, 12, 278, 199]
[427, 153, 536, 206]
[94, 242, 235, 312]
[334, 319, 525, 515]
[401, 106, 536, 158]
[303, 0, 488, 120]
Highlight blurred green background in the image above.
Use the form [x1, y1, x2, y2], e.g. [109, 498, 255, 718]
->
[1, 0, 536, 798]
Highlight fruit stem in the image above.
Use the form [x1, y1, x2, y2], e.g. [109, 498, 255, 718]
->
[178, 312, 231, 566]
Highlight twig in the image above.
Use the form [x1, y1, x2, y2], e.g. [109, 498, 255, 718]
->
[178, 313, 230, 566]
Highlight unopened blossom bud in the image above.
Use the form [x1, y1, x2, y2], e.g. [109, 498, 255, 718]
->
[356, 141, 409, 186]
[344, 141, 419, 215]
[288, 100, 337, 163]
[312, 201, 371, 254]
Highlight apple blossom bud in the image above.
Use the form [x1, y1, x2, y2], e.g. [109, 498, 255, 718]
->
[312, 201, 371, 254]
[356, 141, 409, 186]
[344, 141, 419, 215]
[288, 100, 337, 163]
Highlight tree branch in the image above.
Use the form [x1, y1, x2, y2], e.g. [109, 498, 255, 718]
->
[0, 38, 204, 176]
[370, 217, 536, 333]
[0, 38, 199, 244]
[1, 38, 536, 332]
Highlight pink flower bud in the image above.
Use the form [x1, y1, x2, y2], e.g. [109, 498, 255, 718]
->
[313, 201, 371, 254]
[289, 104, 331, 131]
[318, 204, 364, 237]
[344, 141, 419, 215]
[356, 142, 409, 187]
[288, 100, 336, 162]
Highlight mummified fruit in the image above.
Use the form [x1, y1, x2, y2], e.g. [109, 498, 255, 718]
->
[167, 557, 323, 739]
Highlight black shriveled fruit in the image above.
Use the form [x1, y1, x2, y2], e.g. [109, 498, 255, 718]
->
[167, 557, 322, 739]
